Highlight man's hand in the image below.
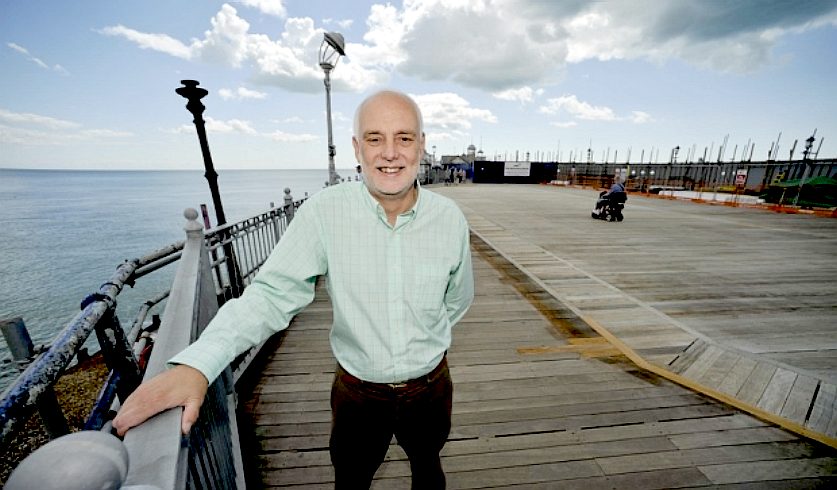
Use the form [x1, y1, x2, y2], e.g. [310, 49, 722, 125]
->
[112, 364, 209, 436]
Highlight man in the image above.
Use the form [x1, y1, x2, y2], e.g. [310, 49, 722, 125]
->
[593, 175, 627, 220]
[113, 90, 475, 489]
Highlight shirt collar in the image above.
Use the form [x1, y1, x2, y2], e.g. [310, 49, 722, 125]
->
[361, 180, 421, 227]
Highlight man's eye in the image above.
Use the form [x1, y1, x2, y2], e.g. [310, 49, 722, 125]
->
[399, 137, 414, 144]
[367, 137, 381, 145]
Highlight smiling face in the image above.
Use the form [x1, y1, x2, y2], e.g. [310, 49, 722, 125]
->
[353, 91, 425, 213]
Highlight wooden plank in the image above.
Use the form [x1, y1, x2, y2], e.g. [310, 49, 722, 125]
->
[781, 375, 819, 425]
[667, 426, 798, 450]
[736, 362, 777, 405]
[681, 344, 726, 379]
[698, 457, 837, 484]
[717, 355, 759, 396]
[444, 460, 603, 488]
[695, 349, 741, 388]
[758, 367, 798, 414]
[806, 382, 836, 436]
[596, 441, 817, 475]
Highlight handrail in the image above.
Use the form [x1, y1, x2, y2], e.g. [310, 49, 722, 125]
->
[4, 191, 306, 488]
[121, 196, 301, 488]
[122, 208, 237, 489]
[0, 241, 185, 447]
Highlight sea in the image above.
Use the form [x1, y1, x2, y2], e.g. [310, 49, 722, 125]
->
[0, 168, 343, 391]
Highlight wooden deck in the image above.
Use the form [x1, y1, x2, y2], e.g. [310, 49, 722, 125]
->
[434, 184, 837, 447]
[239, 184, 837, 488]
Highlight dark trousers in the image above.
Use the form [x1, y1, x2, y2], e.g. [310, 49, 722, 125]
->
[329, 358, 453, 489]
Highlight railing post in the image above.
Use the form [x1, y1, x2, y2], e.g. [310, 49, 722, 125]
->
[92, 307, 142, 402]
[283, 187, 295, 223]
[0, 317, 69, 439]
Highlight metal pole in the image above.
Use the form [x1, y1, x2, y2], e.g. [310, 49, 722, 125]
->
[323, 65, 337, 186]
[176, 80, 228, 226]
[1, 317, 69, 439]
[176, 80, 243, 297]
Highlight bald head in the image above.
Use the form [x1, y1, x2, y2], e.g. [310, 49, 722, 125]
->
[353, 90, 424, 138]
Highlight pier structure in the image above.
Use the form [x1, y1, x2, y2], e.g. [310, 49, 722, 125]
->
[471, 158, 837, 196]
[4, 184, 837, 488]
[239, 184, 837, 487]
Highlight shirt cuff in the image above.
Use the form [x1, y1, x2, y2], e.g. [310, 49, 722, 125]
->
[167, 338, 232, 384]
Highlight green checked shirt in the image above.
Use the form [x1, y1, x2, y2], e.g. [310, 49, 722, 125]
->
[170, 181, 474, 384]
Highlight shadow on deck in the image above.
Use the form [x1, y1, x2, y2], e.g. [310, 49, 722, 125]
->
[239, 235, 837, 489]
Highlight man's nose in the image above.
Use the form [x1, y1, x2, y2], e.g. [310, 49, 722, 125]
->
[381, 138, 397, 160]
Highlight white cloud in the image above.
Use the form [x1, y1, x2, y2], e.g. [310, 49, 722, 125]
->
[99, 1, 837, 96]
[101, 4, 384, 93]
[425, 131, 460, 142]
[99, 25, 192, 59]
[549, 121, 577, 128]
[6, 42, 70, 74]
[323, 18, 354, 29]
[391, 0, 837, 87]
[173, 116, 316, 143]
[267, 129, 317, 142]
[0, 109, 132, 145]
[240, 0, 286, 18]
[206, 117, 258, 134]
[80, 129, 134, 138]
[218, 86, 268, 100]
[630, 111, 653, 124]
[411, 93, 497, 133]
[539, 95, 653, 125]
[540, 95, 617, 121]
[548, 0, 837, 72]
[492, 86, 544, 104]
[0, 108, 81, 129]
[395, 1, 567, 90]
[538, 95, 654, 124]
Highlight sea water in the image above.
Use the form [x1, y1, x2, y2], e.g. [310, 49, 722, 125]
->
[0, 168, 342, 391]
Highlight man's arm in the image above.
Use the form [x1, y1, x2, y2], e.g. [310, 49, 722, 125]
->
[113, 201, 326, 435]
[445, 219, 475, 326]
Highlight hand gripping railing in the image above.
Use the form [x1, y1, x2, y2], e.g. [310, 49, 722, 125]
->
[120, 208, 243, 489]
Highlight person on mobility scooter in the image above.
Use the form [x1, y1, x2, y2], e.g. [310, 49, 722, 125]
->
[592, 176, 627, 221]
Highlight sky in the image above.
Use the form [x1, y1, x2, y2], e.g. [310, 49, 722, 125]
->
[1, 0, 836, 171]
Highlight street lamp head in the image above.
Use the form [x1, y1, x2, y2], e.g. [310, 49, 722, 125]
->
[176, 80, 209, 117]
[176, 80, 208, 100]
[319, 32, 346, 69]
[319, 32, 345, 186]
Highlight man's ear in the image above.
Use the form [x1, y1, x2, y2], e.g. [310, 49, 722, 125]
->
[352, 136, 360, 161]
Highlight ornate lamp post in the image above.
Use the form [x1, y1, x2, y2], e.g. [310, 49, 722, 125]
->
[176, 80, 228, 226]
[176, 80, 242, 297]
[319, 32, 346, 186]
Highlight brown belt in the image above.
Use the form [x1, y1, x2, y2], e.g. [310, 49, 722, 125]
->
[338, 356, 448, 390]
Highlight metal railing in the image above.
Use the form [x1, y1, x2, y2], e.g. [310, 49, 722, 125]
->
[2, 191, 304, 488]
[548, 158, 836, 195]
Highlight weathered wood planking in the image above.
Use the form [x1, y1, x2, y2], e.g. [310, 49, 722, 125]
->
[435, 184, 837, 445]
[238, 216, 837, 488]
